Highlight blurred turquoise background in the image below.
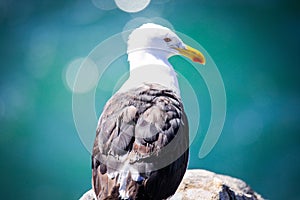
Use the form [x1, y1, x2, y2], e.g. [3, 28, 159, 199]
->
[0, 0, 299, 199]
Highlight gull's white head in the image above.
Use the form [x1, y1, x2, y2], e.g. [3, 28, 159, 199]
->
[127, 23, 205, 64]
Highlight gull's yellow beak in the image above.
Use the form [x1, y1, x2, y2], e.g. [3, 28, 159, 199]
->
[174, 45, 206, 65]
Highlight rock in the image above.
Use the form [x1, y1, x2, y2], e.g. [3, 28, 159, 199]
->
[80, 169, 264, 200]
[79, 189, 96, 200]
[169, 169, 264, 200]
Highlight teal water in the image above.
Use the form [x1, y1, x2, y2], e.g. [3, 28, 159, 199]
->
[0, 0, 299, 199]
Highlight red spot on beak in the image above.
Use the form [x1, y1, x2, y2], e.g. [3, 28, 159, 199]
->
[193, 57, 203, 64]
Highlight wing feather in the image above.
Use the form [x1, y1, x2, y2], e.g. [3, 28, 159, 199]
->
[92, 84, 189, 200]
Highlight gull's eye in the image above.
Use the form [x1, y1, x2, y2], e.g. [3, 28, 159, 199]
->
[164, 37, 172, 42]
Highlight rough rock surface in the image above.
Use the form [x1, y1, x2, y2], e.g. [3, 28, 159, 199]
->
[80, 169, 264, 200]
[169, 169, 264, 200]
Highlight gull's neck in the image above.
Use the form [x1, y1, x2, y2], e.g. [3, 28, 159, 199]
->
[119, 50, 180, 96]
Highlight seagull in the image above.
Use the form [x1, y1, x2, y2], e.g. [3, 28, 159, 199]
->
[91, 23, 205, 200]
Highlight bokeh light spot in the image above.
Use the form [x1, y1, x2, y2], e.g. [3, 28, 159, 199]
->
[64, 58, 84, 92]
[114, 0, 151, 13]
[150, 17, 174, 30]
[68, 0, 105, 25]
[92, 0, 117, 10]
[65, 58, 99, 93]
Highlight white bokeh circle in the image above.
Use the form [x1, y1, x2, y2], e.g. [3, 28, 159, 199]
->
[65, 57, 99, 93]
[114, 0, 151, 13]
